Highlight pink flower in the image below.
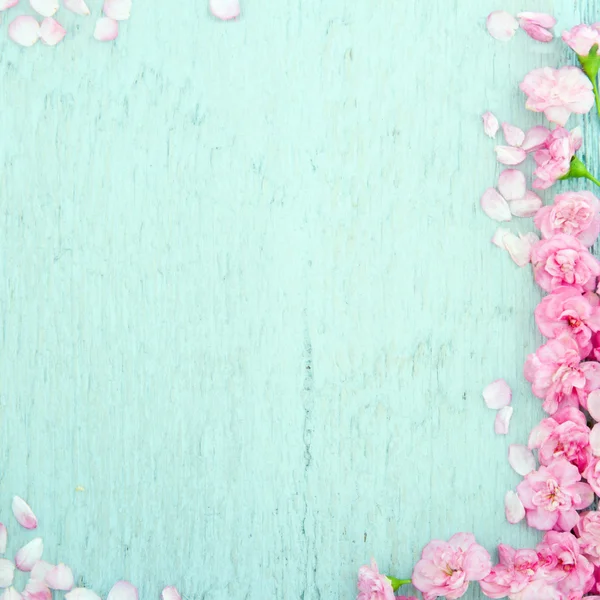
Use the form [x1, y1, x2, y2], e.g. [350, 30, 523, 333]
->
[535, 286, 600, 356]
[584, 457, 600, 497]
[520, 66, 594, 126]
[395, 597, 417, 600]
[412, 533, 491, 600]
[563, 24, 600, 57]
[518, 12, 556, 43]
[531, 234, 600, 293]
[479, 544, 539, 598]
[575, 512, 600, 567]
[524, 335, 600, 413]
[357, 559, 395, 600]
[532, 127, 582, 190]
[516, 458, 593, 531]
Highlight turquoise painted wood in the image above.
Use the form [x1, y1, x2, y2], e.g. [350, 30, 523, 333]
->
[0, 0, 596, 598]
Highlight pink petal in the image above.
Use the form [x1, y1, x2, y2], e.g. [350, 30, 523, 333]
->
[22, 581, 51, 600]
[161, 588, 181, 600]
[93, 17, 118, 41]
[12, 497, 37, 530]
[495, 406, 514, 435]
[29, 0, 57, 16]
[505, 490, 525, 523]
[508, 444, 536, 476]
[39, 18, 65, 45]
[65, 590, 101, 600]
[495, 146, 527, 165]
[209, 0, 240, 20]
[522, 231, 539, 246]
[30, 562, 54, 583]
[15, 539, 43, 572]
[1, 589, 22, 600]
[62, 0, 89, 14]
[498, 169, 526, 201]
[45, 564, 73, 591]
[503, 232, 533, 267]
[107, 582, 137, 600]
[0, 525, 7, 555]
[492, 226, 511, 248]
[480, 188, 512, 222]
[102, 0, 130, 20]
[502, 123, 525, 147]
[0, 0, 19, 9]
[517, 11, 556, 29]
[590, 423, 600, 457]
[588, 390, 600, 422]
[8, 16, 40, 47]
[544, 106, 571, 127]
[522, 126, 550, 152]
[482, 112, 499, 138]
[486, 10, 519, 41]
[483, 378, 512, 409]
[521, 22, 553, 43]
[509, 191, 542, 218]
[0, 560, 14, 588]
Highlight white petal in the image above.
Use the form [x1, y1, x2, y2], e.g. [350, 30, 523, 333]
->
[39, 18, 66, 46]
[508, 444, 536, 476]
[161, 588, 181, 600]
[503, 232, 533, 267]
[93, 17, 118, 41]
[505, 490, 525, 523]
[482, 112, 499, 138]
[0, 525, 7, 555]
[30, 562, 54, 583]
[590, 423, 600, 457]
[491, 227, 511, 248]
[502, 123, 525, 147]
[480, 188, 512, 222]
[62, 0, 89, 14]
[29, 0, 58, 16]
[22, 580, 51, 600]
[588, 390, 600, 422]
[65, 589, 101, 600]
[0, 0, 19, 10]
[209, 0, 240, 20]
[495, 406, 514, 435]
[486, 10, 519, 41]
[15, 539, 43, 572]
[497, 169, 526, 201]
[522, 126, 550, 152]
[45, 564, 73, 591]
[495, 146, 527, 165]
[1, 588, 22, 600]
[522, 231, 539, 246]
[102, 0, 130, 20]
[12, 497, 37, 530]
[0, 561, 15, 588]
[107, 582, 137, 600]
[483, 379, 512, 409]
[8, 16, 40, 47]
[509, 191, 543, 218]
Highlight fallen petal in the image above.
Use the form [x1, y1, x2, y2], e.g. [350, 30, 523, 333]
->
[0, 525, 7, 555]
[588, 390, 600, 422]
[497, 169, 526, 201]
[0, 560, 14, 588]
[93, 17, 118, 41]
[503, 232, 533, 267]
[483, 379, 512, 409]
[209, 0, 240, 20]
[45, 564, 73, 591]
[30, 562, 54, 583]
[102, 0, 130, 20]
[23, 581, 52, 600]
[505, 490, 525, 523]
[62, 0, 89, 14]
[482, 111, 499, 138]
[15, 539, 43, 572]
[29, 0, 57, 16]
[509, 191, 542, 218]
[521, 22, 553, 43]
[495, 406, 514, 435]
[591, 423, 600, 457]
[508, 444, 536, 476]
[12, 497, 37, 530]
[517, 11, 556, 29]
[1, 588, 22, 600]
[522, 125, 550, 152]
[39, 18, 65, 45]
[107, 582, 137, 600]
[0, 0, 19, 9]
[522, 231, 539, 246]
[502, 123, 525, 147]
[161, 588, 181, 600]
[486, 10, 519, 41]
[65, 589, 101, 600]
[8, 16, 40, 47]
[495, 146, 527, 165]
[480, 188, 512, 222]
[491, 227, 511, 248]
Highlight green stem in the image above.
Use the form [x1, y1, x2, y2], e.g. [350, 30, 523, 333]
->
[584, 171, 600, 187]
[387, 577, 412, 591]
[593, 78, 600, 119]
[561, 156, 600, 189]
[579, 44, 600, 118]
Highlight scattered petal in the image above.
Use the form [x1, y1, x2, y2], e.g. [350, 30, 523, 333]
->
[39, 18, 65, 45]
[503, 232, 535, 267]
[505, 490, 525, 523]
[495, 146, 527, 165]
[8, 16, 40, 47]
[161, 588, 181, 600]
[209, 0, 240, 20]
[480, 188, 512, 222]
[0, 0, 19, 9]
[102, 0, 130, 20]
[522, 125, 550, 152]
[590, 423, 600, 457]
[30, 562, 53, 583]
[62, 0, 89, 14]
[483, 379, 512, 409]
[486, 10, 519, 41]
[107, 582, 138, 600]
[498, 169, 526, 201]
[492, 227, 511, 248]
[495, 406, 514, 435]
[521, 22, 553, 43]
[509, 191, 543, 218]
[517, 11, 556, 29]
[502, 123, 525, 147]
[12, 497, 37, 530]
[93, 17, 118, 41]
[508, 444, 536, 476]
[29, 0, 57, 16]
[15, 539, 43, 572]
[1, 588, 22, 600]
[0, 561, 14, 588]
[45, 564, 73, 591]
[482, 112, 499, 138]
[522, 231, 539, 246]
[22, 581, 51, 600]
[0, 525, 7, 555]
[65, 589, 101, 600]
[588, 390, 600, 422]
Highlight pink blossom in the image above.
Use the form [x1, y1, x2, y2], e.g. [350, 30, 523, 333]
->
[518, 12, 556, 43]
[532, 127, 582, 190]
[563, 24, 600, 57]
[479, 544, 538, 598]
[412, 533, 491, 600]
[357, 559, 395, 600]
[520, 67, 594, 126]
[575, 512, 600, 567]
[516, 458, 594, 530]
[584, 457, 600, 496]
[535, 286, 600, 356]
[531, 234, 600, 293]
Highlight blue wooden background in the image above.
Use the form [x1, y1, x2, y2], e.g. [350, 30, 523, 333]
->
[0, 0, 595, 598]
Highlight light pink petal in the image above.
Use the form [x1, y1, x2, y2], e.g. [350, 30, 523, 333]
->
[45, 564, 73, 591]
[12, 497, 37, 530]
[161, 588, 181, 600]
[480, 188, 512, 222]
[522, 126, 550, 152]
[505, 490, 525, 523]
[508, 444, 536, 475]
[29, 0, 57, 16]
[503, 232, 533, 267]
[498, 169, 526, 201]
[30, 562, 54, 585]
[22, 581, 51, 600]
[544, 106, 571, 127]
[502, 123, 525, 147]
[0, 525, 7, 555]
[517, 12, 556, 29]
[521, 22, 553, 43]
[39, 18, 65, 45]
[483, 379, 512, 409]
[62, 0, 89, 14]
[65, 590, 101, 600]
[102, 0, 130, 20]
[482, 112, 499, 138]
[0, 561, 14, 588]
[8, 16, 40, 47]
[509, 191, 543, 218]
[590, 423, 600, 457]
[0, 0, 19, 9]
[107, 581, 137, 600]
[1, 588, 22, 600]
[209, 0, 240, 20]
[495, 146, 527, 165]
[588, 390, 600, 422]
[522, 232, 539, 246]
[495, 406, 514, 435]
[93, 17, 118, 41]
[15, 539, 43, 572]
[492, 226, 511, 248]
[486, 10, 519, 41]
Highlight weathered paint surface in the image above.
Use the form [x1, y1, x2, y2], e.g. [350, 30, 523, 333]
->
[0, 1, 595, 598]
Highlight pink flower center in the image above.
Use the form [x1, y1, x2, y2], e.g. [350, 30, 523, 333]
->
[531, 479, 570, 511]
[568, 316, 582, 328]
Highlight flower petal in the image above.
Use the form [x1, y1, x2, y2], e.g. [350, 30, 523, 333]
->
[161, 588, 181, 600]
[486, 11, 519, 41]
[497, 169, 526, 201]
[39, 18, 65, 45]
[1, 588, 22, 600]
[480, 188, 512, 222]
[102, 0, 130, 20]
[62, 0, 89, 14]
[491, 227, 511, 248]
[107, 582, 137, 600]
[509, 191, 542, 218]
[482, 112, 499, 138]
[517, 11, 556, 29]
[483, 379, 512, 409]
[588, 390, 600, 422]
[0, 561, 15, 588]
[495, 406, 514, 435]
[508, 444, 536, 476]
[8, 16, 40, 47]
[503, 232, 534, 267]
[15, 539, 43, 572]
[45, 564, 73, 591]
[30, 562, 53, 583]
[65, 590, 101, 600]
[495, 146, 527, 165]
[590, 423, 600, 457]
[521, 22, 553, 43]
[0, 525, 7, 555]
[22, 581, 51, 600]
[0, 0, 19, 9]
[505, 490, 525, 523]
[522, 126, 550, 152]
[12, 497, 37, 530]
[544, 106, 571, 127]
[29, 0, 57, 16]
[502, 123, 525, 147]
[209, 0, 240, 20]
[93, 17, 118, 41]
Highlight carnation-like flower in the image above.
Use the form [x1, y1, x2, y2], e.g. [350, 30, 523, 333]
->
[516, 458, 594, 531]
[357, 559, 395, 600]
[575, 511, 600, 567]
[520, 66, 595, 125]
[479, 544, 538, 598]
[532, 127, 582, 190]
[563, 24, 600, 57]
[531, 234, 600, 293]
[412, 533, 491, 600]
